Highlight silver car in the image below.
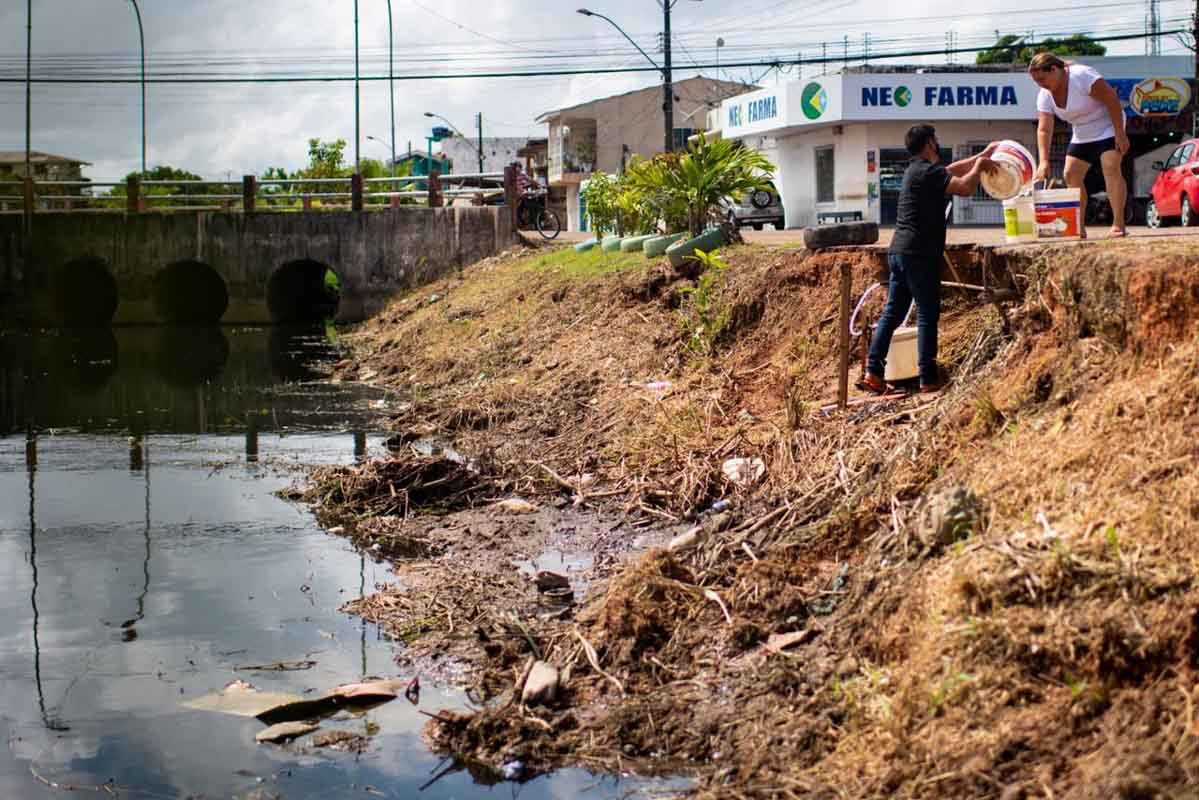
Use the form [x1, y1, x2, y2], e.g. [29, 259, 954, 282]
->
[723, 183, 784, 230]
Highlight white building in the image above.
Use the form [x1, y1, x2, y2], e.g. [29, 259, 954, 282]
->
[717, 56, 1196, 228]
[439, 136, 529, 175]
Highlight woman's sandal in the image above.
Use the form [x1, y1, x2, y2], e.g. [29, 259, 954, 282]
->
[1108, 228, 1127, 238]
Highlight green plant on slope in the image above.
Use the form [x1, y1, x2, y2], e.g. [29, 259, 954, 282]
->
[624, 153, 690, 234]
[581, 171, 620, 240]
[626, 133, 775, 236]
[677, 248, 731, 356]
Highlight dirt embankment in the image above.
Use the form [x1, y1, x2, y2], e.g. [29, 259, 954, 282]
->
[312, 238, 1199, 798]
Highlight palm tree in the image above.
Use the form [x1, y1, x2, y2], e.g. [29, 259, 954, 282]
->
[627, 134, 775, 237]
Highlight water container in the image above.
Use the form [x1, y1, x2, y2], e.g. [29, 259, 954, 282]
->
[1033, 188, 1082, 239]
[1002, 193, 1037, 244]
[980, 140, 1035, 201]
[885, 327, 920, 382]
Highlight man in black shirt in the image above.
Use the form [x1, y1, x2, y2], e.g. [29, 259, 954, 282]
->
[861, 125, 997, 394]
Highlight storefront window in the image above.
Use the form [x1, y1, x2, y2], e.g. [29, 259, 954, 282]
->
[815, 146, 834, 204]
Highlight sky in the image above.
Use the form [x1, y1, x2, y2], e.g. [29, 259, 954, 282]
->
[0, 0, 1191, 179]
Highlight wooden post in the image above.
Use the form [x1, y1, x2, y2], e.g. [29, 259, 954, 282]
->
[389, 194, 401, 209]
[242, 175, 256, 213]
[503, 164, 518, 229]
[302, 195, 313, 211]
[126, 175, 141, 213]
[351, 173, 364, 212]
[427, 170, 443, 208]
[838, 260, 852, 409]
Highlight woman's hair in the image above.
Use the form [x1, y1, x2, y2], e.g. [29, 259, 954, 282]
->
[1028, 52, 1069, 72]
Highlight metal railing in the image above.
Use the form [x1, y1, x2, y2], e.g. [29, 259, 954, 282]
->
[0, 170, 515, 216]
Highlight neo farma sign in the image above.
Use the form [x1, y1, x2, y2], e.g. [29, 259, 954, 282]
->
[862, 84, 1020, 108]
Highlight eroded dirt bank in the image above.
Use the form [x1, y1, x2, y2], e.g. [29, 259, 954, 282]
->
[308, 238, 1199, 798]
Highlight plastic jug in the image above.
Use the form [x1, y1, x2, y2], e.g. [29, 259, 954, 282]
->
[1002, 193, 1037, 244]
[1033, 187, 1082, 239]
[980, 140, 1035, 201]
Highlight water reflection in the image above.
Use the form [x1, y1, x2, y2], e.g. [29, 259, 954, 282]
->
[0, 325, 379, 436]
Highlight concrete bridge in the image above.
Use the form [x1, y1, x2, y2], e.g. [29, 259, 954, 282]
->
[0, 204, 514, 325]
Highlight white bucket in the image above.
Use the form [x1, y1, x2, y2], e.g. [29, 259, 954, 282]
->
[885, 327, 920, 382]
[1002, 193, 1037, 244]
[1034, 188, 1082, 239]
[980, 140, 1035, 201]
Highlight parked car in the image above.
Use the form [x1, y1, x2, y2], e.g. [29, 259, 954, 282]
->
[723, 183, 784, 230]
[1147, 138, 1199, 228]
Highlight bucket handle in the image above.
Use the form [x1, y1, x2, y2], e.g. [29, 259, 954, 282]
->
[849, 282, 915, 337]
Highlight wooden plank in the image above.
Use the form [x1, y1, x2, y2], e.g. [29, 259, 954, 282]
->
[837, 260, 852, 409]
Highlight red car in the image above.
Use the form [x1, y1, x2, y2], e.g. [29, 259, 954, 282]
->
[1147, 138, 1199, 228]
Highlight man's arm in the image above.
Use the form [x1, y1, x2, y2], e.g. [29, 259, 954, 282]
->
[945, 158, 993, 197]
[1089, 78, 1130, 154]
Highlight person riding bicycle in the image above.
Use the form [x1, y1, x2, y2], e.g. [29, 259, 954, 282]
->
[514, 162, 540, 197]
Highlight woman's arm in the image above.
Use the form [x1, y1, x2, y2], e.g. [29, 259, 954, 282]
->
[1089, 78, 1130, 153]
[1034, 112, 1054, 182]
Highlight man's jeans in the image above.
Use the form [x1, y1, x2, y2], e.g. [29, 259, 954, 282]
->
[867, 252, 941, 386]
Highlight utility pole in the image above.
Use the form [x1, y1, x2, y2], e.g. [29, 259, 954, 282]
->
[25, 0, 31, 179]
[353, 0, 360, 173]
[662, 0, 674, 153]
[476, 113, 484, 173]
[386, 0, 395, 178]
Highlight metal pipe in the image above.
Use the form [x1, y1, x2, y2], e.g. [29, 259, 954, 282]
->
[477, 112, 483, 173]
[662, 0, 673, 153]
[129, 0, 146, 174]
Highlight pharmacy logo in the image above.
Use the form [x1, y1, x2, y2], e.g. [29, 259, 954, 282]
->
[802, 82, 828, 120]
[894, 85, 912, 107]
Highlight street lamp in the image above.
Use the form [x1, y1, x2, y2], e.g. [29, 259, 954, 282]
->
[128, 0, 146, 175]
[578, 3, 702, 154]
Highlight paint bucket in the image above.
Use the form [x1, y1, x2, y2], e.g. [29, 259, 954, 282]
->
[1002, 193, 1037, 244]
[1033, 188, 1082, 239]
[885, 327, 920, 382]
[980, 140, 1035, 201]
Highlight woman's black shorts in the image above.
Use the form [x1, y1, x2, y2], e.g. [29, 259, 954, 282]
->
[1066, 137, 1117, 166]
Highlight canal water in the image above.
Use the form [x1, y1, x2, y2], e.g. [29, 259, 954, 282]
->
[0, 326, 670, 799]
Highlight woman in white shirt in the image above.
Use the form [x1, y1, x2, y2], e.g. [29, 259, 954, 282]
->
[1029, 52, 1130, 238]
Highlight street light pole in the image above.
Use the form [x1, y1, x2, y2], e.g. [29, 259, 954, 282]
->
[25, 0, 31, 178]
[353, 0, 360, 173]
[129, 0, 146, 174]
[386, 0, 395, 178]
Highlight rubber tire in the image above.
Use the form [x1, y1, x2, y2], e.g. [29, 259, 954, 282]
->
[802, 221, 880, 250]
[752, 223, 764, 231]
[1183, 196, 1195, 227]
[574, 239, 599, 252]
[619, 234, 656, 253]
[667, 228, 725, 270]
[644, 232, 687, 258]
[1146, 198, 1161, 229]
[750, 189, 773, 209]
[601, 236, 623, 253]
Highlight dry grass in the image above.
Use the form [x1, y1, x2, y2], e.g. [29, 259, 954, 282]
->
[332, 238, 1199, 797]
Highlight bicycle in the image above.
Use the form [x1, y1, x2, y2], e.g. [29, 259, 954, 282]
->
[516, 190, 561, 240]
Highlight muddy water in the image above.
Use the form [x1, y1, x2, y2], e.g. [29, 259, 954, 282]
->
[0, 327, 670, 799]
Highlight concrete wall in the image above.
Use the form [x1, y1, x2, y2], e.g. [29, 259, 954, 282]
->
[0, 205, 514, 325]
[440, 136, 528, 173]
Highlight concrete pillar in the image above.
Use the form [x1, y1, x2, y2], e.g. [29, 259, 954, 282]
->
[503, 165, 518, 231]
[127, 175, 142, 214]
[427, 171, 443, 208]
[242, 175, 257, 213]
[351, 173, 364, 212]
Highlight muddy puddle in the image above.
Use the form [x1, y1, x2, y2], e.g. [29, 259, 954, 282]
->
[0, 326, 683, 799]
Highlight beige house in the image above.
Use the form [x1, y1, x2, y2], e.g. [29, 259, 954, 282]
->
[537, 76, 752, 231]
[0, 150, 90, 182]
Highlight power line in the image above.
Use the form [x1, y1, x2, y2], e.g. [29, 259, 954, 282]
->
[0, 29, 1182, 85]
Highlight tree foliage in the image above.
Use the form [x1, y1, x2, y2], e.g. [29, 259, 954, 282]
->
[581, 171, 620, 239]
[976, 33, 1106, 65]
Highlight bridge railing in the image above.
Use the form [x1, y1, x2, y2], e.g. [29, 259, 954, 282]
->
[3, 169, 518, 222]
